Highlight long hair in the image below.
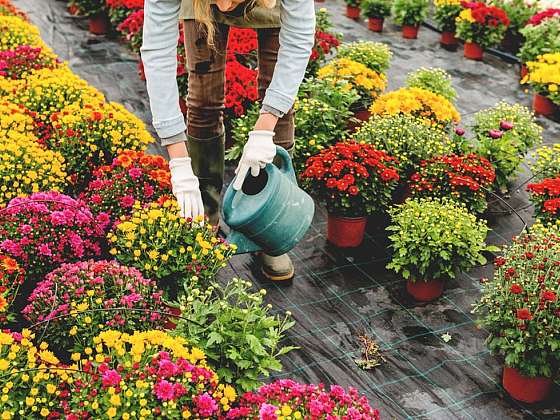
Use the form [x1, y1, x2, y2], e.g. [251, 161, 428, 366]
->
[192, 0, 276, 46]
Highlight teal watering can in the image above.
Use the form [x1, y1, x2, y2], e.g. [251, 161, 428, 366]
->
[222, 146, 315, 256]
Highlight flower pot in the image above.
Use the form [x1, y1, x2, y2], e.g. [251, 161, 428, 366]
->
[406, 278, 444, 301]
[464, 42, 483, 60]
[88, 13, 110, 35]
[502, 367, 552, 403]
[163, 304, 181, 330]
[368, 17, 384, 32]
[346, 5, 360, 19]
[327, 214, 367, 248]
[347, 109, 371, 132]
[179, 97, 188, 115]
[67, 4, 79, 15]
[137, 59, 146, 81]
[520, 64, 528, 79]
[533, 94, 556, 117]
[315, 0, 325, 2]
[402, 25, 419, 39]
[440, 31, 458, 47]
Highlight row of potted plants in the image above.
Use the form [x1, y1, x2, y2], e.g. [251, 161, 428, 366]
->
[0, 5, 384, 417]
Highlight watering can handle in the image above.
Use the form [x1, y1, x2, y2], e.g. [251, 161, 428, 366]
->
[275, 146, 297, 184]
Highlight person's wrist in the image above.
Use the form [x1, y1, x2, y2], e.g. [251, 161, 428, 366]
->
[253, 113, 278, 131]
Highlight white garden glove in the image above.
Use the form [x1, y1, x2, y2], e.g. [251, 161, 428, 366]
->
[169, 157, 205, 220]
[233, 130, 277, 191]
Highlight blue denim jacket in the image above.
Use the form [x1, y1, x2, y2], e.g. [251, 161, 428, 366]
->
[140, 0, 315, 142]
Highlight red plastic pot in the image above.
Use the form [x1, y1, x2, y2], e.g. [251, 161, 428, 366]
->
[137, 59, 146, 81]
[402, 25, 419, 39]
[88, 13, 110, 35]
[315, 0, 325, 2]
[520, 64, 528, 79]
[533, 94, 556, 117]
[347, 109, 371, 132]
[346, 5, 360, 19]
[163, 304, 181, 330]
[179, 97, 188, 115]
[502, 367, 552, 403]
[327, 214, 367, 248]
[368, 17, 384, 32]
[464, 42, 483, 60]
[67, 4, 79, 15]
[440, 31, 458, 46]
[406, 278, 444, 301]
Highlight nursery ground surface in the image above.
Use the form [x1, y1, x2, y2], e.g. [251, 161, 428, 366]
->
[13, 0, 560, 418]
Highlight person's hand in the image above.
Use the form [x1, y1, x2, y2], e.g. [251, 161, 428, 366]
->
[169, 157, 205, 220]
[233, 130, 276, 191]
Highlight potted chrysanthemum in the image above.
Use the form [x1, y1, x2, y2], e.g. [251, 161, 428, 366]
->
[360, 0, 392, 31]
[522, 53, 560, 117]
[434, 0, 463, 48]
[391, 0, 430, 39]
[301, 141, 400, 247]
[473, 224, 560, 403]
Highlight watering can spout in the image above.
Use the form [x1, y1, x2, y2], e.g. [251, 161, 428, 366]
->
[225, 230, 262, 254]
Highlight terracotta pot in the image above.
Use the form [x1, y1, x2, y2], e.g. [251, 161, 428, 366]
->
[402, 25, 419, 39]
[464, 42, 483, 60]
[88, 13, 110, 35]
[502, 367, 552, 403]
[137, 59, 146, 81]
[440, 31, 458, 46]
[67, 4, 79, 15]
[346, 5, 360, 19]
[406, 278, 444, 301]
[347, 109, 371, 132]
[520, 64, 528, 79]
[163, 304, 181, 330]
[533, 94, 556, 117]
[327, 214, 367, 248]
[315, 0, 325, 2]
[179, 97, 188, 115]
[368, 17, 384, 32]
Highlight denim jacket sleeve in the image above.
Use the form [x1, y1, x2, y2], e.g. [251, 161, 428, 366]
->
[140, 0, 186, 140]
[140, 0, 315, 142]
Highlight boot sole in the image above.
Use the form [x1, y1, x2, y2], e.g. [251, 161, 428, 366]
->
[261, 266, 295, 284]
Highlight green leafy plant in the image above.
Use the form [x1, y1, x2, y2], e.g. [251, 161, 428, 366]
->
[391, 0, 429, 26]
[473, 224, 560, 378]
[353, 114, 459, 175]
[337, 41, 392, 74]
[345, 0, 361, 7]
[518, 16, 560, 63]
[405, 67, 457, 102]
[529, 144, 560, 182]
[360, 0, 392, 18]
[227, 79, 358, 171]
[73, 0, 105, 17]
[468, 101, 543, 194]
[433, 0, 463, 32]
[175, 279, 296, 392]
[387, 197, 495, 280]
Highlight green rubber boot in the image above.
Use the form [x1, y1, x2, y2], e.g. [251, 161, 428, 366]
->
[186, 133, 225, 227]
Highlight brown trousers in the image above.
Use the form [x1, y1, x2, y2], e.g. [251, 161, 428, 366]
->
[182, 20, 295, 149]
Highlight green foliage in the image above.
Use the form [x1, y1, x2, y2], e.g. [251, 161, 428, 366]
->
[473, 225, 560, 378]
[468, 101, 543, 193]
[175, 279, 296, 393]
[518, 17, 560, 63]
[345, 0, 361, 7]
[337, 41, 392, 74]
[391, 0, 429, 26]
[227, 79, 357, 172]
[433, 1, 463, 32]
[529, 143, 560, 182]
[353, 114, 458, 175]
[73, 0, 105, 17]
[405, 67, 457, 102]
[387, 198, 495, 281]
[360, 0, 392, 18]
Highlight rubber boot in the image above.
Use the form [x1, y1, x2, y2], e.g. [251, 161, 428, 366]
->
[186, 133, 225, 227]
[261, 143, 295, 284]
